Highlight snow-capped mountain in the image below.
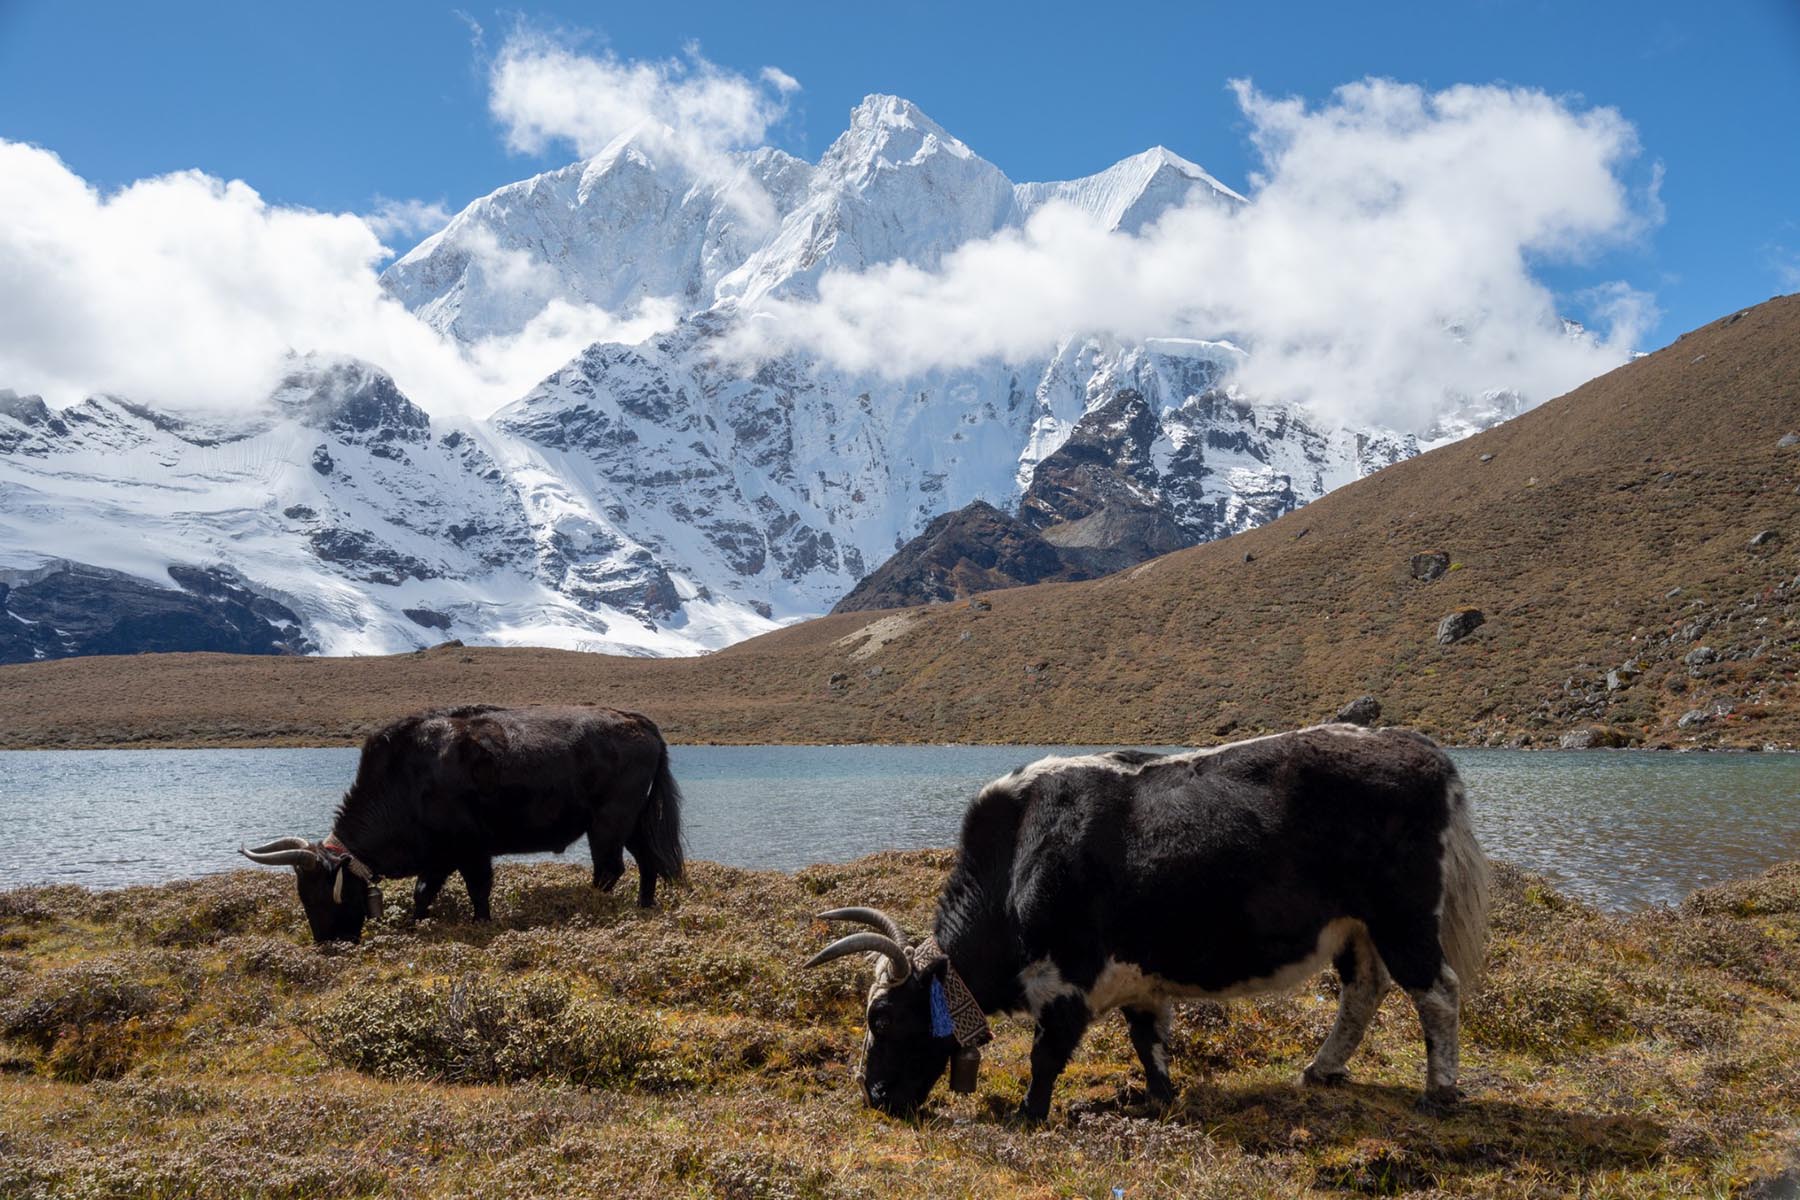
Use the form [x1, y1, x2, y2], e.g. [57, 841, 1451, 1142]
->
[385, 96, 1242, 336]
[2, 96, 1510, 663]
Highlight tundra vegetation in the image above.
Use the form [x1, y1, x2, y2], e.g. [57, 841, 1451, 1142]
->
[2, 853, 1798, 1198]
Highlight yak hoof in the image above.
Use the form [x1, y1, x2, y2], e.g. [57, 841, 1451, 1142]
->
[593, 871, 622, 893]
[1413, 1085, 1462, 1117]
[1300, 1064, 1350, 1088]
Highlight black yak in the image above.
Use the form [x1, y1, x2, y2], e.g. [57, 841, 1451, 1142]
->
[242, 704, 684, 942]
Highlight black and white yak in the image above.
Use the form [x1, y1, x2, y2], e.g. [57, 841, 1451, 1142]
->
[805, 724, 1489, 1120]
[241, 704, 685, 943]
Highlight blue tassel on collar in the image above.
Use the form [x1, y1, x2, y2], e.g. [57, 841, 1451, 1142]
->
[929, 977, 955, 1039]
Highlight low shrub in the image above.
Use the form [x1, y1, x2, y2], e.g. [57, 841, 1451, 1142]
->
[1464, 962, 1633, 1056]
[0, 883, 94, 925]
[121, 873, 297, 947]
[0, 957, 183, 1081]
[0, 958, 170, 1051]
[1639, 912, 1800, 999]
[43, 1016, 160, 1082]
[307, 974, 678, 1089]
[1682, 861, 1800, 919]
[221, 934, 342, 989]
[1313, 1139, 1435, 1196]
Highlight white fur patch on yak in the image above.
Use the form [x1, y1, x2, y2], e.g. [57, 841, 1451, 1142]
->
[981, 724, 1383, 801]
[1019, 958, 1084, 1010]
[1082, 918, 1366, 1015]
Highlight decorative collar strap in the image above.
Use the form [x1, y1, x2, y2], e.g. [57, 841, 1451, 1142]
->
[913, 935, 993, 1049]
[322, 834, 377, 887]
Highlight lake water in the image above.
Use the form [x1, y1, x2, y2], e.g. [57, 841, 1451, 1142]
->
[1, 745, 1795, 910]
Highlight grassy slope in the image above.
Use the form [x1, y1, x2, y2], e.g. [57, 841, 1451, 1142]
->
[1, 296, 1796, 751]
[2, 855, 1799, 1198]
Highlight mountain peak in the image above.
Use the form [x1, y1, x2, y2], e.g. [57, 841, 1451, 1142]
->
[1014, 145, 1245, 234]
[1137, 145, 1202, 177]
[847, 94, 949, 138]
[0, 388, 54, 427]
[828, 94, 975, 175]
[269, 353, 430, 439]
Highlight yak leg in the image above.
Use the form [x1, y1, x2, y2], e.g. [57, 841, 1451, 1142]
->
[589, 836, 627, 893]
[1022, 994, 1091, 1122]
[1303, 927, 1391, 1087]
[1370, 915, 1462, 1112]
[1122, 1004, 1175, 1105]
[587, 802, 634, 894]
[1405, 965, 1463, 1112]
[412, 871, 450, 920]
[625, 831, 657, 908]
[459, 857, 494, 922]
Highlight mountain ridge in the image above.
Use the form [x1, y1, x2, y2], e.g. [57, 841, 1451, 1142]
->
[2, 294, 1791, 750]
[2, 95, 1577, 663]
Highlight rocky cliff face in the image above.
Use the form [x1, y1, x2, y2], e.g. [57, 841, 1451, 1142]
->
[830, 502, 1082, 614]
[0, 561, 312, 663]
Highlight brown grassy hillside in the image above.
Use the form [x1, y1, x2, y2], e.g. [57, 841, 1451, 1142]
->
[2, 296, 1796, 750]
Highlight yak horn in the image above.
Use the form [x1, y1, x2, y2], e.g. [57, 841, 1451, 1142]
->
[816, 907, 907, 944]
[805, 932, 911, 980]
[240, 837, 321, 868]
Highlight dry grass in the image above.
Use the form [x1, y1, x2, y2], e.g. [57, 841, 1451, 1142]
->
[1, 297, 1796, 753]
[3, 853, 1800, 1197]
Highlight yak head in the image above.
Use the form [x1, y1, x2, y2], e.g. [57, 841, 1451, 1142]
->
[239, 837, 379, 944]
[805, 907, 956, 1116]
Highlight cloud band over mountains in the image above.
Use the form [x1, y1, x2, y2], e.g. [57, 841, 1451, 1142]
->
[737, 79, 1659, 429]
[0, 29, 1657, 430]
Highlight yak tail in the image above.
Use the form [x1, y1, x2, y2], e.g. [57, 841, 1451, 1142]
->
[635, 740, 687, 884]
[1439, 772, 1491, 996]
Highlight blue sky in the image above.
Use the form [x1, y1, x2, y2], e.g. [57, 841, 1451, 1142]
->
[0, 0, 1796, 350]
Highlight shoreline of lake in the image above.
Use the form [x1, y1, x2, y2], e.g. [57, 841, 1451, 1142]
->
[5, 744, 1797, 910]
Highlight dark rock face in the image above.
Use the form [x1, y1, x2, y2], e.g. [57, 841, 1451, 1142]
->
[841, 381, 1417, 612]
[1411, 551, 1450, 582]
[165, 565, 306, 629]
[1018, 390, 1191, 571]
[0, 388, 70, 454]
[563, 549, 682, 622]
[1437, 609, 1486, 645]
[403, 607, 453, 631]
[832, 501, 1088, 614]
[307, 529, 438, 585]
[275, 361, 430, 441]
[1335, 695, 1382, 726]
[0, 561, 313, 665]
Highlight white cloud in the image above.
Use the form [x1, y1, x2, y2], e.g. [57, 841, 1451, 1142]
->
[487, 28, 798, 197]
[1769, 243, 1800, 293]
[735, 78, 1660, 429]
[363, 196, 453, 242]
[760, 66, 801, 96]
[0, 141, 673, 416]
